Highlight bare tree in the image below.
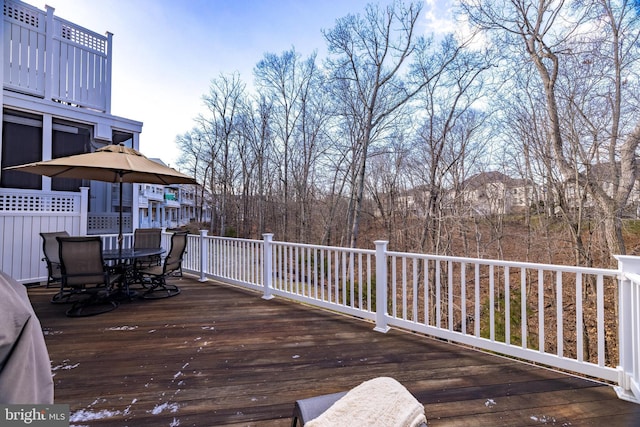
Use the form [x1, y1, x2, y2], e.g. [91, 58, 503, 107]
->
[176, 130, 210, 223]
[240, 95, 274, 237]
[408, 34, 490, 255]
[254, 49, 318, 240]
[288, 53, 330, 243]
[366, 131, 411, 247]
[200, 72, 246, 236]
[462, 0, 640, 263]
[323, 1, 428, 247]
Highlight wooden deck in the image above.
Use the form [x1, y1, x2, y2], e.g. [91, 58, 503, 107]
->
[27, 276, 640, 426]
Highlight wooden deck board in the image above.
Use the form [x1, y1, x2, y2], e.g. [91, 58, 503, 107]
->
[27, 276, 640, 426]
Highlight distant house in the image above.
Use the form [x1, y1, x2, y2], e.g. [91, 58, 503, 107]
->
[395, 185, 434, 217]
[387, 173, 539, 219]
[459, 171, 539, 216]
[558, 162, 640, 218]
[137, 158, 204, 229]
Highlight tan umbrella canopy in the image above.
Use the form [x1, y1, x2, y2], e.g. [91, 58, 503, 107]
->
[5, 144, 196, 185]
[5, 144, 197, 248]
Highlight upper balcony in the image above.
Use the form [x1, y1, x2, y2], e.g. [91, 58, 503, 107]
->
[2, 0, 112, 113]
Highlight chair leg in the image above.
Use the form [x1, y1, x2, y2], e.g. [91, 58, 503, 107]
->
[141, 277, 180, 299]
[64, 291, 119, 317]
[51, 284, 80, 304]
[291, 403, 302, 427]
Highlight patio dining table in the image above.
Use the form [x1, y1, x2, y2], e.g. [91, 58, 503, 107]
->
[102, 247, 165, 263]
[103, 248, 165, 299]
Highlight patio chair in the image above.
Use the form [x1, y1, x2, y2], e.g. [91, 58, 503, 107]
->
[40, 231, 79, 304]
[40, 231, 69, 289]
[291, 392, 347, 427]
[138, 231, 187, 299]
[133, 227, 162, 268]
[57, 236, 120, 317]
[291, 377, 427, 427]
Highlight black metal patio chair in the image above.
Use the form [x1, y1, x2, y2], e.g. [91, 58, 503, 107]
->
[40, 231, 80, 304]
[138, 231, 187, 299]
[40, 231, 69, 289]
[57, 236, 120, 317]
[133, 228, 162, 269]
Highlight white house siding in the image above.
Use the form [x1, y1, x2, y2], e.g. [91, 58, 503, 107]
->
[1, 0, 142, 283]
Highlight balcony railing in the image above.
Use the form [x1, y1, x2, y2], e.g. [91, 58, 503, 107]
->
[1, 180, 637, 403]
[2, 0, 112, 112]
[161, 231, 639, 405]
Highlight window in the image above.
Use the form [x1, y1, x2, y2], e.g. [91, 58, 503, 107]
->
[1, 110, 43, 189]
[112, 130, 133, 147]
[51, 120, 92, 191]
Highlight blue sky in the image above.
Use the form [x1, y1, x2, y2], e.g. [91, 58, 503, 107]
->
[27, 0, 453, 167]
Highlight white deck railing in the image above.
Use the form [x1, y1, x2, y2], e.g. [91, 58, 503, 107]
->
[180, 232, 640, 404]
[2, 0, 112, 112]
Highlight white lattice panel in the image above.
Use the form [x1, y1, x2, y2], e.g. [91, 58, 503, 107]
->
[3, 0, 43, 29]
[0, 192, 78, 213]
[59, 20, 107, 54]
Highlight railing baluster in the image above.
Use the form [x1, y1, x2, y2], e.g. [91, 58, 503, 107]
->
[505, 266, 510, 345]
[557, 271, 563, 357]
[334, 250, 339, 304]
[277, 244, 284, 291]
[448, 261, 453, 332]
[294, 245, 299, 295]
[314, 248, 319, 299]
[436, 260, 441, 329]
[521, 267, 527, 350]
[538, 269, 544, 352]
[402, 257, 407, 320]
[358, 253, 363, 309]
[490, 264, 495, 341]
[461, 262, 467, 334]
[367, 253, 372, 311]
[305, 247, 311, 297]
[321, 249, 326, 302]
[349, 252, 355, 308]
[597, 274, 605, 367]
[424, 259, 429, 326]
[392, 255, 397, 318]
[413, 257, 418, 323]
[327, 250, 332, 303]
[475, 263, 480, 337]
[342, 251, 347, 306]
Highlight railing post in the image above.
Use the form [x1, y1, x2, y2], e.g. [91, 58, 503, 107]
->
[105, 31, 113, 114]
[79, 187, 89, 236]
[614, 255, 640, 404]
[374, 240, 390, 333]
[44, 5, 55, 102]
[199, 229, 208, 282]
[262, 233, 274, 300]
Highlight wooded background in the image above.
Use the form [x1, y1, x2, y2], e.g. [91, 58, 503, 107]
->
[176, 0, 640, 269]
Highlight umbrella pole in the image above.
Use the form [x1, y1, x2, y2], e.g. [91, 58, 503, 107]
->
[118, 173, 123, 253]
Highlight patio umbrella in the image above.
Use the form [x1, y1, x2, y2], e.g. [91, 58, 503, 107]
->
[5, 144, 197, 250]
